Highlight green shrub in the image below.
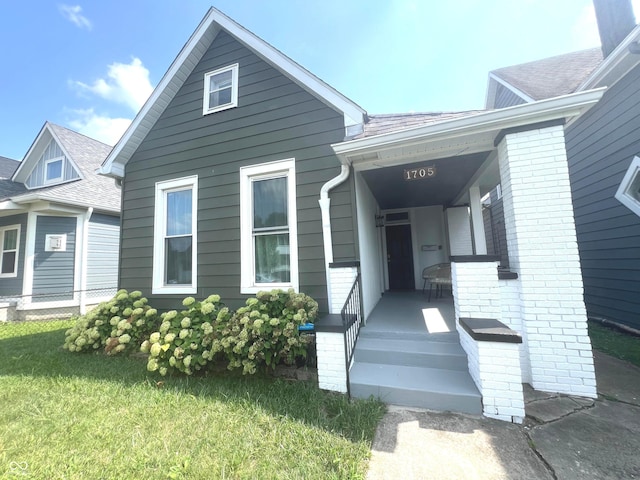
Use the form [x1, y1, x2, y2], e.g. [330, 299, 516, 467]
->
[63, 289, 160, 355]
[220, 289, 318, 375]
[142, 295, 232, 376]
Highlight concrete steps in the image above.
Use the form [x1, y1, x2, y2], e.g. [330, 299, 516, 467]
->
[349, 330, 482, 414]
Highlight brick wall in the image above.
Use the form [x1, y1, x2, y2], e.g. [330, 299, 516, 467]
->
[498, 125, 597, 397]
[316, 331, 347, 393]
[328, 266, 358, 314]
[499, 278, 531, 383]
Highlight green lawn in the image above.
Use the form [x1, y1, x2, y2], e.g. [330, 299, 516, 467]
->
[589, 320, 640, 368]
[0, 321, 385, 480]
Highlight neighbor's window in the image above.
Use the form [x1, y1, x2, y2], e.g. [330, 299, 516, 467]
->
[45, 157, 64, 183]
[203, 63, 239, 115]
[0, 225, 20, 277]
[152, 176, 198, 294]
[240, 159, 298, 294]
[615, 156, 640, 218]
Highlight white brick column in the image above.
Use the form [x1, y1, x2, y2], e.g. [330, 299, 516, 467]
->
[452, 258, 502, 321]
[315, 323, 348, 393]
[497, 125, 596, 398]
[328, 264, 358, 314]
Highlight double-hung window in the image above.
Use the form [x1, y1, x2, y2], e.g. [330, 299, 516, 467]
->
[203, 63, 239, 115]
[240, 159, 298, 294]
[153, 176, 198, 294]
[0, 225, 20, 277]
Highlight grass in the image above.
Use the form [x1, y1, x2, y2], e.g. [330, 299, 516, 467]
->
[588, 320, 640, 368]
[0, 321, 386, 480]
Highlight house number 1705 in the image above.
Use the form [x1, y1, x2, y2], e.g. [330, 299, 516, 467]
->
[404, 166, 436, 181]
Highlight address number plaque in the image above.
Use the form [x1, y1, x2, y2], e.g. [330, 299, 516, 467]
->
[403, 165, 436, 181]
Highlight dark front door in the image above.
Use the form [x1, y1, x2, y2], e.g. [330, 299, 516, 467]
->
[386, 224, 415, 290]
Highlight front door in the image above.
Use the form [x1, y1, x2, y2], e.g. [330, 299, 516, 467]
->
[386, 224, 415, 290]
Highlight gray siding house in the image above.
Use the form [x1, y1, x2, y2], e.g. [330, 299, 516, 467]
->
[0, 123, 120, 319]
[486, 22, 640, 331]
[100, 7, 605, 421]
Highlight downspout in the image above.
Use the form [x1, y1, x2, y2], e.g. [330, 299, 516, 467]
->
[79, 207, 93, 315]
[319, 164, 350, 313]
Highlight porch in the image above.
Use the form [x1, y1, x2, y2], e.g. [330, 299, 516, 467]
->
[348, 291, 482, 414]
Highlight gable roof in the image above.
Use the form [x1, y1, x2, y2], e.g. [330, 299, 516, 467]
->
[486, 48, 603, 108]
[0, 156, 19, 179]
[1, 122, 120, 213]
[100, 7, 367, 178]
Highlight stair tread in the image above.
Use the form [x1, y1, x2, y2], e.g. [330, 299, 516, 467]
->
[359, 329, 459, 342]
[350, 362, 480, 397]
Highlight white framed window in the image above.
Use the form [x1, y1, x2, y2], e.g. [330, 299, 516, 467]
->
[0, 225, 20, 277]
[153, 176, 198, 294]
[203, 63, 239, 115]
[45, 157, 64, 184]
[240, 159, 298, 294]
[615, 156, 640, 218]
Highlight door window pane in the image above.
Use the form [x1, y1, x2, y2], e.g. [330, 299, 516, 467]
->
[255, 234, 290, 283]
[253, 177, 287, 228]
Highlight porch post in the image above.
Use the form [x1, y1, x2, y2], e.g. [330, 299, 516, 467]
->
[469, 186, 487, 255]
[497, 124, 597, 398]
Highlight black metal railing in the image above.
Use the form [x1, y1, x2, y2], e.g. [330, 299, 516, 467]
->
[341, 273, 363, 395]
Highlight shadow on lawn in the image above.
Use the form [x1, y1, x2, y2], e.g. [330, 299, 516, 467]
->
[0, 327, 385, 443]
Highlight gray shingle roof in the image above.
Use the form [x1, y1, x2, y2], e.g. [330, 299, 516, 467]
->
[0, 156, 19, 178]
[491, 48, 603, 101]
[1, 123, 120, 213]
[356, 111, 487, 139]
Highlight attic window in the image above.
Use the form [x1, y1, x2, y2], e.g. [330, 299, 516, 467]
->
[615, 156, 640, 217]
[203, 63, 239, 115]
[45, 157, 64, 183]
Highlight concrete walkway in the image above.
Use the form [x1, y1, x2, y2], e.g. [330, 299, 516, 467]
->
[366, 350, 640, 479]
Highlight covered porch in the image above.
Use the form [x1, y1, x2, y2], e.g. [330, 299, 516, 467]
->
[316, 89, 604, 422]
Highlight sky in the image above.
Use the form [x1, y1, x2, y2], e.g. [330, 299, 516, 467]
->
[1, 0, 638, 161]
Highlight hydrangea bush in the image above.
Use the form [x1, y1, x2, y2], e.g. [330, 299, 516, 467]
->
[142, 295, 232, 376]
[64, 289, 160, 355]
[220, 289, 318, 375]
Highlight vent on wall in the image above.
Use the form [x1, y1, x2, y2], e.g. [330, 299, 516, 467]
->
[45, 234, 67, 252]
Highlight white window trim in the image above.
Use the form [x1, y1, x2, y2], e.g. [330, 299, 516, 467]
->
[0, 224, 20, 278]
[615, 156, 640, 217]
[152, 175, 198, 294]
[44, 156, 64, 184]
[202, 63, 239, 115]
[240, 158, 298, 294]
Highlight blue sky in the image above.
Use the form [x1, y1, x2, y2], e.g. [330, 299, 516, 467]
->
[1, 0, 638, 161]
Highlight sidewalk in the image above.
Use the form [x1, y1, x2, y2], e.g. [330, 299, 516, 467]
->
[366, 350, 640, 479]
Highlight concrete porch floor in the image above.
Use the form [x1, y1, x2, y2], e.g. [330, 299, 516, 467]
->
[363, 290, 457, 338]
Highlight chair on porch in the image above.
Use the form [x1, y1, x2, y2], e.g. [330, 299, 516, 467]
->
[421, 263, 452, 302]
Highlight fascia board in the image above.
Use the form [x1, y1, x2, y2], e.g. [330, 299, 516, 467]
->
[332, 88, 606, 160]
[579, 25, 640, 90]
[12, 193, 118, 214]
[11, 122, 49, 182]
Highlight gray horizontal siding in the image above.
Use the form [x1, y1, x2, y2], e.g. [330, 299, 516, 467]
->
[493, 83, 527, 109]
[0, 213, 28, 297]
[33, 216, 76, 301]
[87, 213, 120, 292]
[566, 62, 640, 330]
[120, 30, 355, 313]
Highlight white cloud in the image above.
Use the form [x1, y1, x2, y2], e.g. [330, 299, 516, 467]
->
[67, 109, 131, 146]
[59, 4, 92, 30]
[73, 58, 153, 113]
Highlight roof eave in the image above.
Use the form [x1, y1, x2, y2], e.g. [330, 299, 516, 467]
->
[332, 88, 606, 163]
[578, 25, 640, 90]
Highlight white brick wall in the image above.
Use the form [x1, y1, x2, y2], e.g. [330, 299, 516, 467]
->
[316, 331, 348, 393]
[498, 125, 597, 398]
[452, 260, 502, 321]
[499, 278, 531, 383]
[328, 266, 358, 314]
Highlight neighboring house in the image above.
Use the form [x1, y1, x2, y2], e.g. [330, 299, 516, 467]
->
[486, 25, 640, 332]
[0, 122, 121, 319]
[100, 7, 605, 422]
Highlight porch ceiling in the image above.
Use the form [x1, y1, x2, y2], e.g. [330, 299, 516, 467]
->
[360, 151, 490, 209]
